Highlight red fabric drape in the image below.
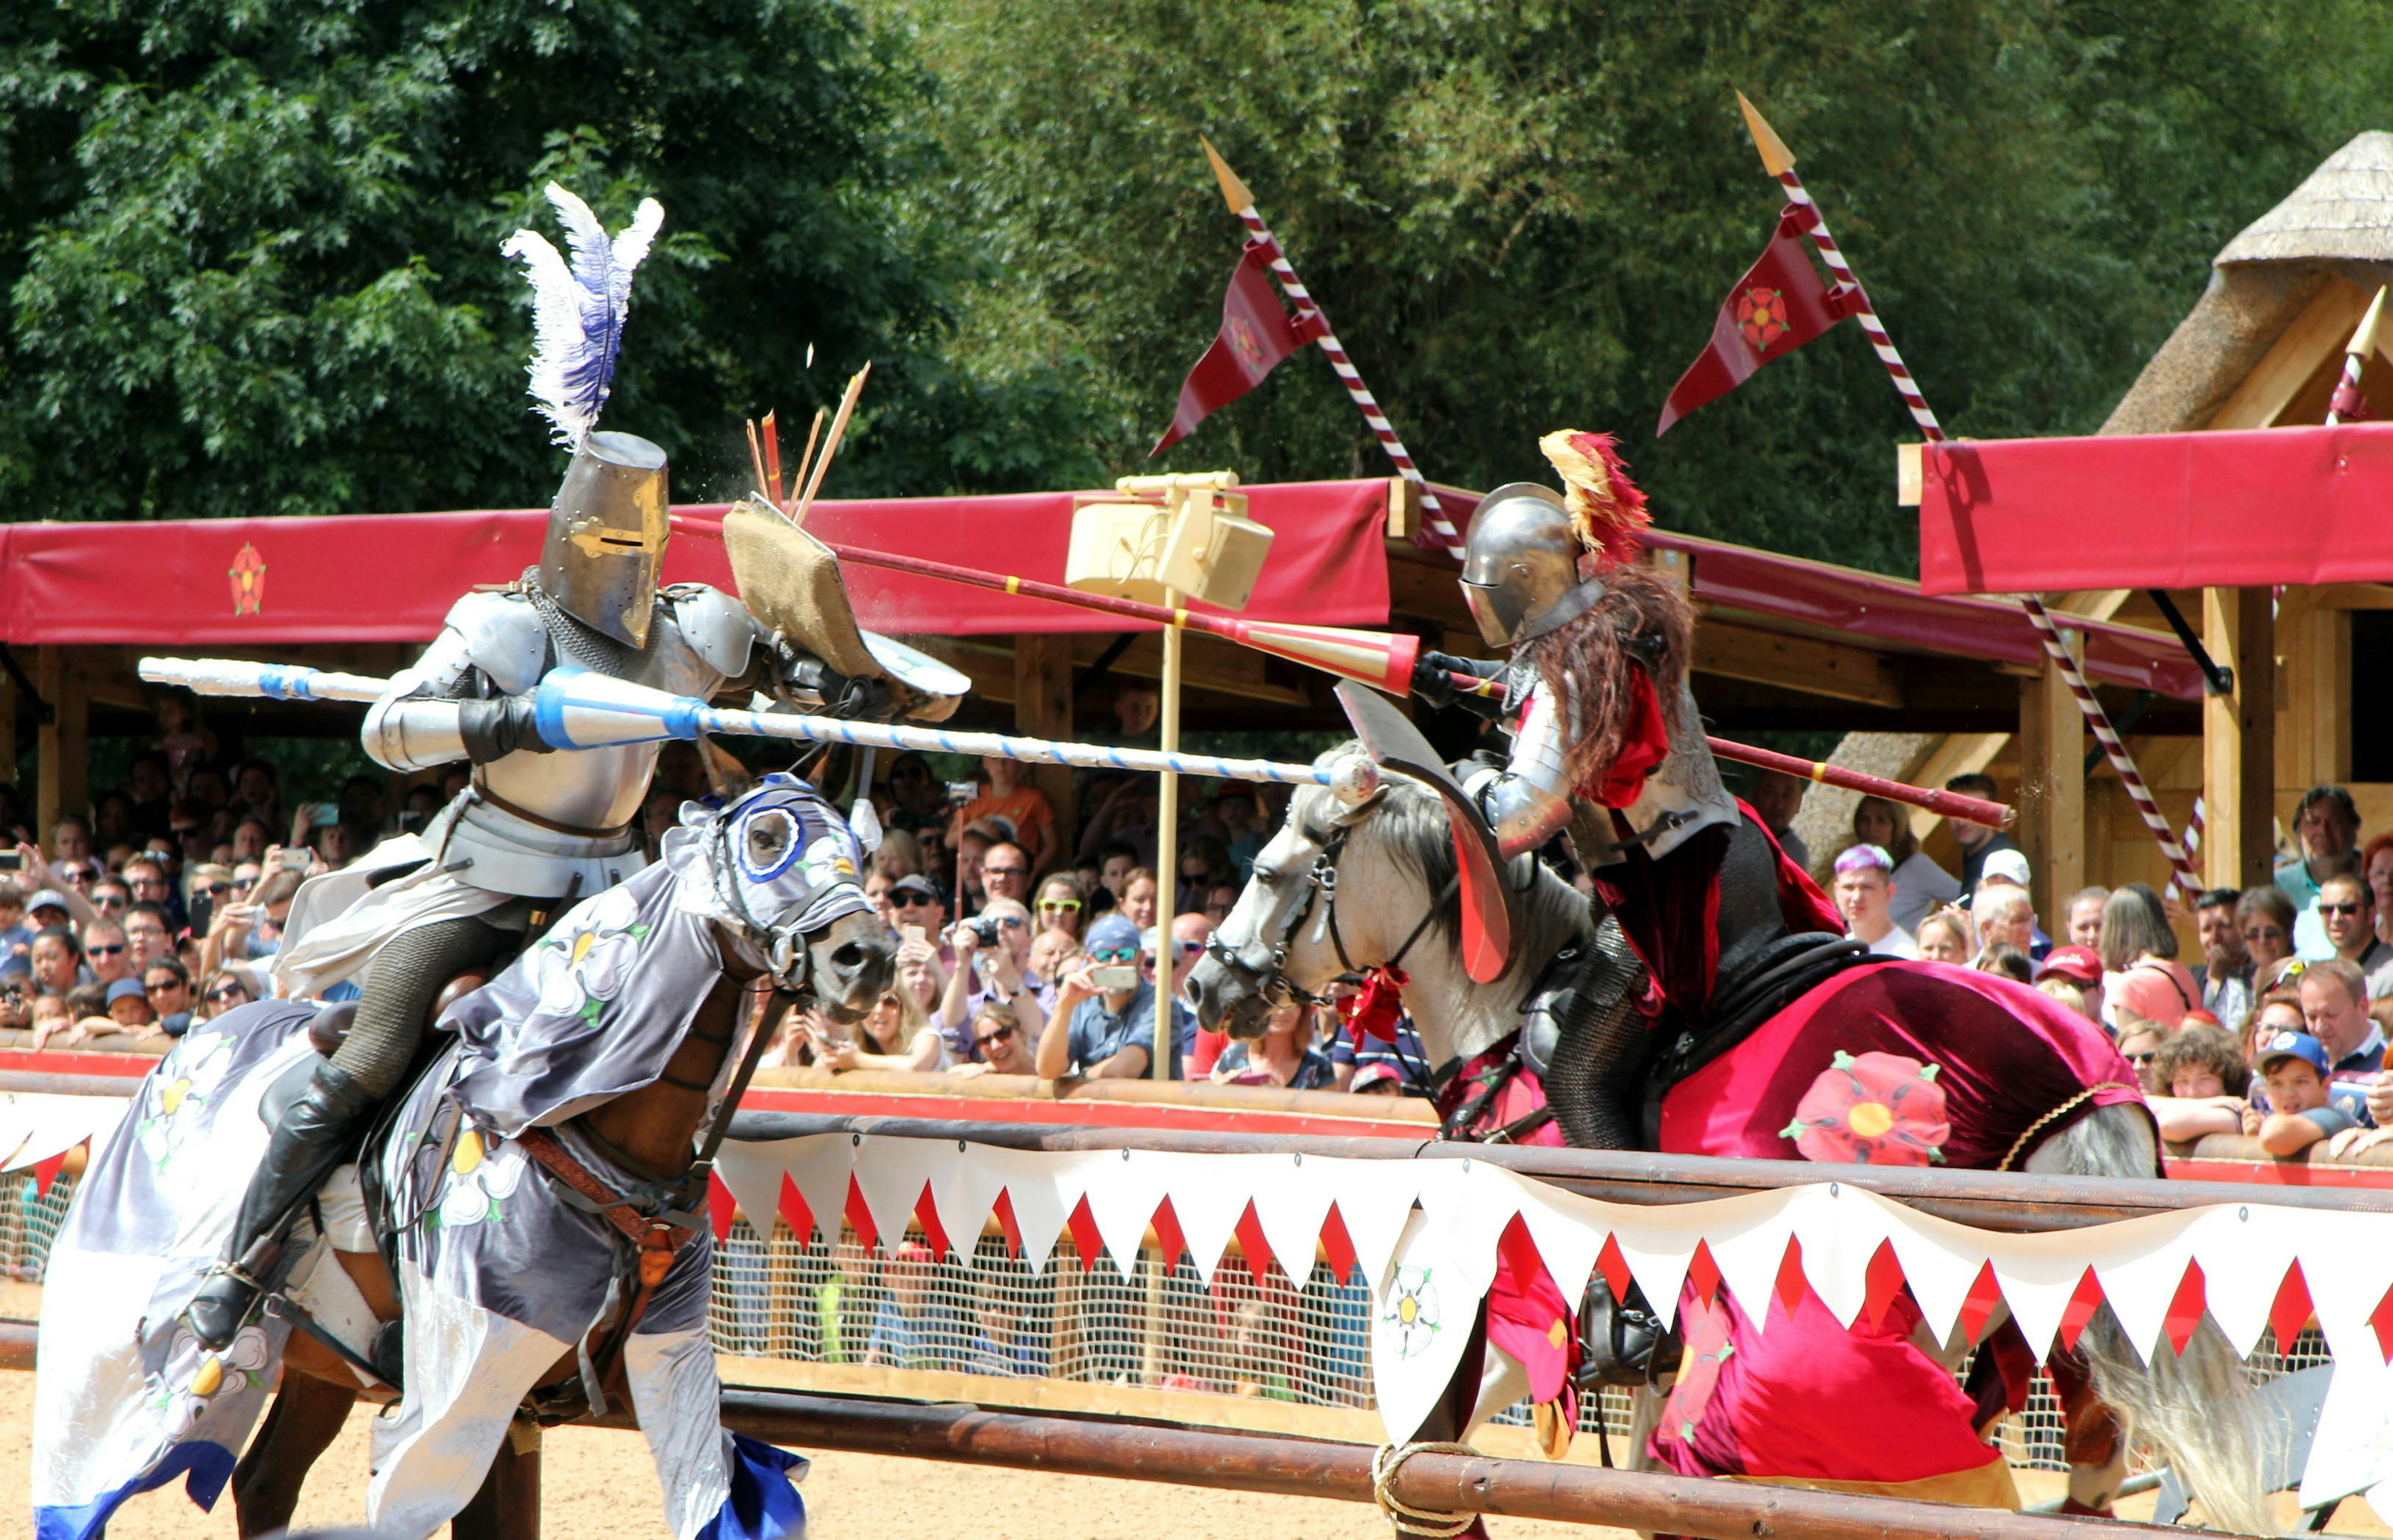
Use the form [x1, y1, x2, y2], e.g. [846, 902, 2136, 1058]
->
[0, 481, 1392, 645]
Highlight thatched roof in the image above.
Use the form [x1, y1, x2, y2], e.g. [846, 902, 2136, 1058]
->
[2217, 131, 2393, 267]
[2101, 132, 2393, 434]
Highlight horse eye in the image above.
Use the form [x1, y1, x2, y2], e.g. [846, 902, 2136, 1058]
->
[748, 821, 789, 863]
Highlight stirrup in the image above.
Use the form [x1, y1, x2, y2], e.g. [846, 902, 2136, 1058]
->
[184, 1262, 268, 1352]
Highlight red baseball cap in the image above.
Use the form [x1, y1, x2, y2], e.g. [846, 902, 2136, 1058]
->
[2035, 945, 2103, 987]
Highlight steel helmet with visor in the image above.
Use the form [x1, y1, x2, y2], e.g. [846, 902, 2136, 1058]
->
[1458, 482, 1603, 649]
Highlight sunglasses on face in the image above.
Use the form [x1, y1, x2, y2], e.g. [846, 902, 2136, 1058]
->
[204, 882, 229, 896]
[93, 896, 124, 911]
[88, 943, 125, 957]
[2125, 1050, 2159, 1066]
[1039, 899, 1081, 912]
[206, 985, 247, 1003]
[2322, 902, 2368, 917]
[1089, 947, 1137, 965]
[993, 914, 1026, 929]
[985, 865, 1028, 879]
[975, 1023, 1018, 1046]
[894, 892, 939, 908]
[144, 979, 183, 995]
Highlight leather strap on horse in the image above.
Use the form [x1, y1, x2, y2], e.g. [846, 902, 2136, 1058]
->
[513, 1127, 691, 1291]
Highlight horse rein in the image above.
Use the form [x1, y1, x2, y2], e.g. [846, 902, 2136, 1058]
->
[1201, 821, 1454, 1102]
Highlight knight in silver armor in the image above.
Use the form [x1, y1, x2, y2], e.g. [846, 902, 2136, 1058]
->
[188, 184, 965, 1351]
[1410, 476, 1737, 869]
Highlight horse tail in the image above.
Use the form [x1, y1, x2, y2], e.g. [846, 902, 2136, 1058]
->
[2025, 1102, 2273, 1534]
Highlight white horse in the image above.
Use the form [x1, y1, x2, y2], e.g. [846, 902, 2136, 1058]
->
[1187, 758, 2270, 1533]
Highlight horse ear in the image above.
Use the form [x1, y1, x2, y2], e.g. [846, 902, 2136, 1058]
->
[696, 735, 756, 804]
[1330, 683, 1512, 982]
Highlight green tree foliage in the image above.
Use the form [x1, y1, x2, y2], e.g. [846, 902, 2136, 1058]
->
[0, 0, 1104, 520]
[874, 0, 2393, 573]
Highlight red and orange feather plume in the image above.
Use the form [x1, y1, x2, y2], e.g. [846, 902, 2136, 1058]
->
[1537, 429, 1650, 570]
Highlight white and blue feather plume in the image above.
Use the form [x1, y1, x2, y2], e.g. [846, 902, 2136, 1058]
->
[502, 182, 666, 447]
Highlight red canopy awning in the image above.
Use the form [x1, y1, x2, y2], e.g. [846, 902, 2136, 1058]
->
[1916, 422, 2393, 596]
[0, 481, 1393, 646]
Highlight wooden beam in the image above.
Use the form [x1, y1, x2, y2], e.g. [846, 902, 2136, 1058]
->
[34, 648, 85, 844]
[1012, 633, 1077, 861]
[2017, 654, 2085, 924]
[1384, 475, 1421, 541]
[1692, 621, 1901, 708]
[0, 673, 15, 788]
[2304, 583, 2393, 610]
[2273, 584, 2346, 799]
[2204, 588, 2276, 890]
[2207, 277, 2374, 430]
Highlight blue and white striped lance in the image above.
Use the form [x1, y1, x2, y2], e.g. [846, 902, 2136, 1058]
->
[135, 656, 1335, 788]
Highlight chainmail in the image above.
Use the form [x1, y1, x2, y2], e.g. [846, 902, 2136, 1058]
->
[521, 567, 656, 679]
[1538, 917, 1652, 1150]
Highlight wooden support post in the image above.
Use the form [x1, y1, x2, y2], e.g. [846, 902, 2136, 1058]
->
[0, 672, 16, 787]
[1012, 634, 1077, 864]
[2204, 588, 2276, 890]
[34, 648, 85, 847]
[2017, 646, 2085, 926]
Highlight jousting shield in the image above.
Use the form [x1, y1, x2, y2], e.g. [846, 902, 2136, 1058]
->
[1334, 681, 1512, 982]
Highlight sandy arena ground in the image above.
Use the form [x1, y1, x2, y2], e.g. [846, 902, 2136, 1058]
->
[15, 1368, 2391, 1538]
[0, 1370, 1633, 1539]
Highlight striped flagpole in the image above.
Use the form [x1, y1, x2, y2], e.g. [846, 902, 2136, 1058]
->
[1736, 94, 2201, 899]
[1201, 140, 1464, 558]
[2325, 286, 2386, 427]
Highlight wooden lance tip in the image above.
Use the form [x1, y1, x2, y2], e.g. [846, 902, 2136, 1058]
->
[1736, 90, 1797, 177]
[2349, 285, 2389, 358]
[1200, 136, 1254, 214]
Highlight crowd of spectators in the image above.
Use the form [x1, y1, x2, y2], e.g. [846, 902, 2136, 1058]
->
[29, 686, 2393, 1148]
[1822, 771, 2393, 1160]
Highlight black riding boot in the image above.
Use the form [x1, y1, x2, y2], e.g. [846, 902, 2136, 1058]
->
[186, 1059, 381, 1351]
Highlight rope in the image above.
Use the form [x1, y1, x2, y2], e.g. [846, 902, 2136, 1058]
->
[1999, 1083, 2137, 1172]
[1231, 210, 1464, 559]
[1774, 166, 2200, 898]
[1370, 1441, 1481, 1538]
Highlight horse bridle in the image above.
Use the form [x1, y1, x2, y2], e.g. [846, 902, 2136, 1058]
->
[1201, 820, 1456, 1012]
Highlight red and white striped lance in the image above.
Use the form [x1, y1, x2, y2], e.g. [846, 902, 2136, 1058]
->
[1736, 94, 2201, 897]
[1201, 141, 1464, 558]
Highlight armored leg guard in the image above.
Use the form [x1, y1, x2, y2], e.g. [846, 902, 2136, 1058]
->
[187, 1058, 381, 1351]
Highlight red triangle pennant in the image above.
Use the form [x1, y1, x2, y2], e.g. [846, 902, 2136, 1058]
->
[1595, 1233, 1632, 1302]
[32, 1148, 69, 1198]
[1774, 1237, 1810, 1322]
[2057, 1268, 2106, 1356]
[2270, 1260, 2314, 1349]
[1319, 1203, 1359, 1285]
[1959, 1260, 2004, 1347]
[776, 1172, 814, 1245]
[991, 1189, 1022, 1260]
[1688, 1241, 1722, 1306]
[912, 1181, 952, 1263]
[2371, 1282, 2393, 1365]
[1064, 1195, 1104, 1273]
[2162, 1260, 2207, 1357]
[1861, 1239, 1908, 1335]
[1151, 1197, 1188, 1271]
[1233, 1200, 1271, 1285]
[705, 1171, 738, 1242]
[843, 1175, 878, 1253]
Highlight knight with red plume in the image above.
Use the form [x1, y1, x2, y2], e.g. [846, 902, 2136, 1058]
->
[1408, 431, 1850, 1147]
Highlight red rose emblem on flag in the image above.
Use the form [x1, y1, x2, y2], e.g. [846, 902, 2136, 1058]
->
[1736, 285, 1788, 350]
[227, 543, 267, 616]
[1657, 1295, 1736, 1444]
[1227, 316, 1266, 370]
[1779, 1050, 1949, 1165]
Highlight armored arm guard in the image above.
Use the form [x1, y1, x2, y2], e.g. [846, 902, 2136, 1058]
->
[1463, 678, 1577, 860]
[363, 593, 555, 772]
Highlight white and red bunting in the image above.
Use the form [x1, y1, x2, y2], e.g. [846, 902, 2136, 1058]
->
[714, 1134, 2393, 1372]
[0, 1093, 125, 1193]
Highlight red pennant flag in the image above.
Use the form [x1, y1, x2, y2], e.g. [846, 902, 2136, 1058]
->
[1152, 242, 1325, 455]
[1656, 204, 1860, 436]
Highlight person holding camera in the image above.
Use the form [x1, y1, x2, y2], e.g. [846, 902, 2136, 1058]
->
[939, 897, 1046, 1062]
[1034, 913, 1192, 1080]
